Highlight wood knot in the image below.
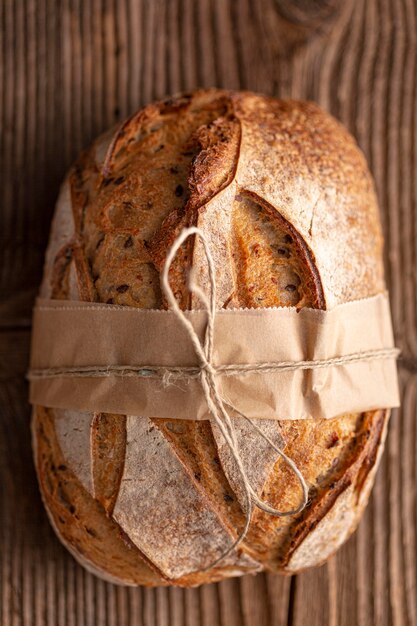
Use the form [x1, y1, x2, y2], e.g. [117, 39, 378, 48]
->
[274, 0, 347, 26]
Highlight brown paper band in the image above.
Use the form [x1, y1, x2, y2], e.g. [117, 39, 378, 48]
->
[28, 291, 400, 421]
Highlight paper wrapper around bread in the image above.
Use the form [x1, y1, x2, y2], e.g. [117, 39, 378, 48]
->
[28, 292, 400, 421]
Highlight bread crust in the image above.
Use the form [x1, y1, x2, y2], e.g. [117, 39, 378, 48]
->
[32, 89, 389, 586]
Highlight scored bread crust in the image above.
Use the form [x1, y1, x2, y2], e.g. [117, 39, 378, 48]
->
[32, 89, 389, 587]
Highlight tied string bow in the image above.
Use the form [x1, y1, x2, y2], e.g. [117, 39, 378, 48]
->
[162, 226, 309, 569]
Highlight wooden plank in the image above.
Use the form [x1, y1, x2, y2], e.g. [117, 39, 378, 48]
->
[0, 0, 416, 625]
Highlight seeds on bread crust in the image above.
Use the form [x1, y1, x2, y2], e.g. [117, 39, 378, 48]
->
[33, 89, 389, 586]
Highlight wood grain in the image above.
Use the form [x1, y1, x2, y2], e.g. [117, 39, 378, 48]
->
[0, 0, 416, 624]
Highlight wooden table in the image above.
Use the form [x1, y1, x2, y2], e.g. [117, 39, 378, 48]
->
[1, 1, 416, 624]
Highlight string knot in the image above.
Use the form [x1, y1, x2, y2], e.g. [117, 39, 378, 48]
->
[201, 362, 216, 376]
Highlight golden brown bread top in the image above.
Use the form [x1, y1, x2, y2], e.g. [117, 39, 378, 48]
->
[34, 88, 389, 586]
[48, 88, 384, 310]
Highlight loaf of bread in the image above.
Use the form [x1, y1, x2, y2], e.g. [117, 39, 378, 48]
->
[32, 89, 389, 587]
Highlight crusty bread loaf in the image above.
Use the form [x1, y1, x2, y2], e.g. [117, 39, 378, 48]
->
[32, 89, 390, 587]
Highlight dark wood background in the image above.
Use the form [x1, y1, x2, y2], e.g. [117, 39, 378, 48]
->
[1, 0, 416, 624]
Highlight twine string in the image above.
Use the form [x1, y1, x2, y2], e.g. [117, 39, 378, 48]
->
[28, 347, 401, 381]
[161, 226, 310, 569]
